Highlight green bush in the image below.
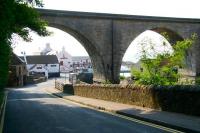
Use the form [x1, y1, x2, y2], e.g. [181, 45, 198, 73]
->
[131, 34, 197, 85]
[0, 42, 11, 89]
[120, 75, 125, 80]
[102, 80, 112, 84]
[195, 77, 200, 85]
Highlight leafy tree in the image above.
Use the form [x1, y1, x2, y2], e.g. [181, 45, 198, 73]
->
[0, 0, 49, 89]
[131, 33, 197, 85]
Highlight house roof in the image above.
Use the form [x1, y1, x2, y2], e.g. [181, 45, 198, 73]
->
[20, 55, 59, 64]
[10, 53, 25, 65]
[72, 56, 90, 61]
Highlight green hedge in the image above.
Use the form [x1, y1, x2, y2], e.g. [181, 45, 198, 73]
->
[152, 85, 200, 116]
[0, 41, 11, 90]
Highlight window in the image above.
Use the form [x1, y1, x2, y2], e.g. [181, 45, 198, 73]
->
[51, 65, 57, 67]
[37, 67, 42, 69]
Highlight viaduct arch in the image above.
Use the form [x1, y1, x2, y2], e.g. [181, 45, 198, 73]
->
[37, 9, 200, 83]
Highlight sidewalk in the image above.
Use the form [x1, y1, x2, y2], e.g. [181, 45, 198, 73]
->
[45, 87, 200, 133]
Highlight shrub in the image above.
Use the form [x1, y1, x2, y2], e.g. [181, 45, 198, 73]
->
[131, 34, 197, 85]
[120, 75, 125, 80]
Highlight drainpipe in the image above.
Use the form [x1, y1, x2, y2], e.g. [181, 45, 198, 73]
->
[22, 51, 27, 65]
[22, 51, 29, 76]
[111, 19, 114, 83]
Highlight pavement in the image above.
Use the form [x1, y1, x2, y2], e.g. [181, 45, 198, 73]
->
[3, 81, 184, 133]
[44, 83, 200, 133]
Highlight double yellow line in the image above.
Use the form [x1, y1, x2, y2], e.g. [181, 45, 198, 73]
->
[107, 112, 184, 133]
[45, 88, 184, 133]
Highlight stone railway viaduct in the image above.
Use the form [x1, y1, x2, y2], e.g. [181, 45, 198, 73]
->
[37, 9, 200, 83]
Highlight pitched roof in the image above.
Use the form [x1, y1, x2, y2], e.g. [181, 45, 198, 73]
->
[20, 55, 59, 64]
[10, 53, 25, 65]
[72, 56, 90, 61]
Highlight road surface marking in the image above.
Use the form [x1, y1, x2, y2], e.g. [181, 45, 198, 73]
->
[44, 89, 184, 133]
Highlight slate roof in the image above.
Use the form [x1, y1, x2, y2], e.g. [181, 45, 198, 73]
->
[20, 55, 59, 64]
[72, 56, 90, 61]
[10, 53, 25, 65]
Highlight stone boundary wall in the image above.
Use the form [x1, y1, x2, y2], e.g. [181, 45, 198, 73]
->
[74, 84, 156, 108]
[55, 81, 200, 116]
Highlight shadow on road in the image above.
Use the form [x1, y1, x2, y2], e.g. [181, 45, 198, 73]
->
[3, 82, 173, 133]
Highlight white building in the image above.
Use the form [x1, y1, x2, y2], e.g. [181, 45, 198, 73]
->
[21, 55, 60, 78]
[56, 47, 73, 72]
[41, 43, 92, 73]
[71, 56, 92, 73]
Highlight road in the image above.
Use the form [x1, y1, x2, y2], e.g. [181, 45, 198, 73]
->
[3, 80, 180, 133]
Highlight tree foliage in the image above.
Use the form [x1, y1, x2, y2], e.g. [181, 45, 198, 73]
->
[0, 0, 49, 89]
[131, 33, 197, 85]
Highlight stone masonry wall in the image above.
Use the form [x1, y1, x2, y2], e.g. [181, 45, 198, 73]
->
[55, 81, 200, 116]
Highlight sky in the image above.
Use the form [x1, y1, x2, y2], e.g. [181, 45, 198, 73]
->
[13, 27, 89, 56]
[42, 0, 200, 18]
[122, 30, 173, 63]
[13, 0, 200, 62]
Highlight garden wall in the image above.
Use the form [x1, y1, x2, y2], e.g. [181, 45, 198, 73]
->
[55, 81, 200, 116]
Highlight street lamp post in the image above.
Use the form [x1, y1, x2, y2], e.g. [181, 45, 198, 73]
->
[65, 72, 66, 84]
